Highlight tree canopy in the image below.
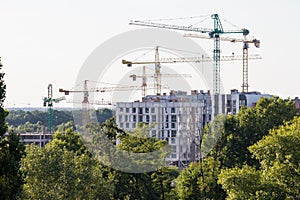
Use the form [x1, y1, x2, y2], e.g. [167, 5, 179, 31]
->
[218, 116, 300, 199]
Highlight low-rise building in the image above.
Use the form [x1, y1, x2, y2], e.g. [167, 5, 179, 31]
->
[4, 132, 52, 147]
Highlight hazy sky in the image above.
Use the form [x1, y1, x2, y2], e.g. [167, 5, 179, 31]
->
[0, 0, 299, 107]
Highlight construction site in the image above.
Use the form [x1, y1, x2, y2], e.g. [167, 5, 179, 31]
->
[33, 13, 277, 168]
[2, 1, 300, 198]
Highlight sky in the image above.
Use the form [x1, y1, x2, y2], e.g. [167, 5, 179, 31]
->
[0, 0, 299, 107]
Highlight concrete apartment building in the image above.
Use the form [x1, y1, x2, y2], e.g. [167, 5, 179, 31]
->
[116, 90, 212, 167]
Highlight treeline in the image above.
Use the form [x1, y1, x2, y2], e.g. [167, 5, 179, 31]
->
[6, 108, 114, 132]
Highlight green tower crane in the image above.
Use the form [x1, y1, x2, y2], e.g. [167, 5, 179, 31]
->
[43, 84, 66, 133]
[129, 14, 249, 94]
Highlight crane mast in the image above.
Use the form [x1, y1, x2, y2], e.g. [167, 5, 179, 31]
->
[154, 46, 161, 94]
[43, 84, 65, 133]
[184, 33, 260, 93]
[129, 65, 191, 96]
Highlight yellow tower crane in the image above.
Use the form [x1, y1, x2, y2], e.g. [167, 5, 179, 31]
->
[184, 33, 260, 93]
[59, 80, 168, 126]
[129, 65, 192, 96]
[122, 46, 261, 94]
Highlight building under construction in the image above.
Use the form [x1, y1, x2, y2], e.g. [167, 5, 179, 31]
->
[116, 90, 212, 168]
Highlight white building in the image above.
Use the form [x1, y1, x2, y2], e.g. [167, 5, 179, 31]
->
[116, 90, 212, 168]
[226, 89, 272, 115]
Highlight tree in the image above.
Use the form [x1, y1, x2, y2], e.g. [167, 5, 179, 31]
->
[175, 162, 203, 200]
[96, 108, 114, 125]
[0, 131, 25, 199]
[218, 96, 297, 168]
[0, 59, 25, 199]
[175, 156, 225, 200]
[21, 128, 113, 199]
[0, 58, 8, 137]
[218, 117, 300, 199]
[90, 121, 179, 200]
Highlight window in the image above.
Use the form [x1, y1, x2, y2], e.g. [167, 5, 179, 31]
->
[125, 108, 130, 113]
[151, 108, 155, 113]
[152, 115, 156, 122]
[133, 115, 136, 122]
[171, 130, 176, 137]
[151, 130, 156, 138]
[146, 115, 150, 123]
[171, 146, 177, 153]
[119, 123, 123, 128]
[132, 107, 136, 113]
[139, 116, 143, 122]
[139, 108, 143, 114]
[171, 138, 176, 144]
[171, 107, 175, 113]
[126, 123, 129, 128]
[119, 108, 123, 112]
[171, 115, 176, 122]
[145, 108, 149, 113]
[118, 115, 123, 121]
[132, 123, 136, 128]
[125, 115, 128, 121]
[171, 123, 176, 129]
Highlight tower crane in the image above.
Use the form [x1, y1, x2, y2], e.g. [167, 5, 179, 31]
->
[129, 65, 192, 96]
[43, 84, 66, 133]
[122, 47, 261, 94]
[59, 80, 169, 126]
[184, 33, 260, 93]
[129, 14, 250, 94]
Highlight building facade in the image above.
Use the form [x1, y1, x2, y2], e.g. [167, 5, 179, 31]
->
[4, 132, 52, 147]
[116, 90, 212, 167]
[226, 89, 272, 115]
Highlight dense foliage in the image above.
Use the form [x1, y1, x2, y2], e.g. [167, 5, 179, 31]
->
[0, 61, 25, 199]
[218, 117, 300, 199]
[6, 108, 114, 132]
[21, 128, 113, 199]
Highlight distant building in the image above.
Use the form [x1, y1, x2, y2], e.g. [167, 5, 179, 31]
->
[116, 90, 212, 168]
[226, 89, 272, 115]
[4, 132, 52, 147]
[293, 97, 300, 109]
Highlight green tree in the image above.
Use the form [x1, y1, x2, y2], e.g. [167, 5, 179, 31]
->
[0, 59, 8, 137]
[0, 131, 25, 199]
[0, 59, 25, 199]
[218, 96, 297, 168]
[175, 156, 225, 200]
[21, 128, 113, 199]
[96, 108, 114, 125]
[218, 117, 300, 199]
[175, 162, 203, 200]
[95, 122, 179, 200]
